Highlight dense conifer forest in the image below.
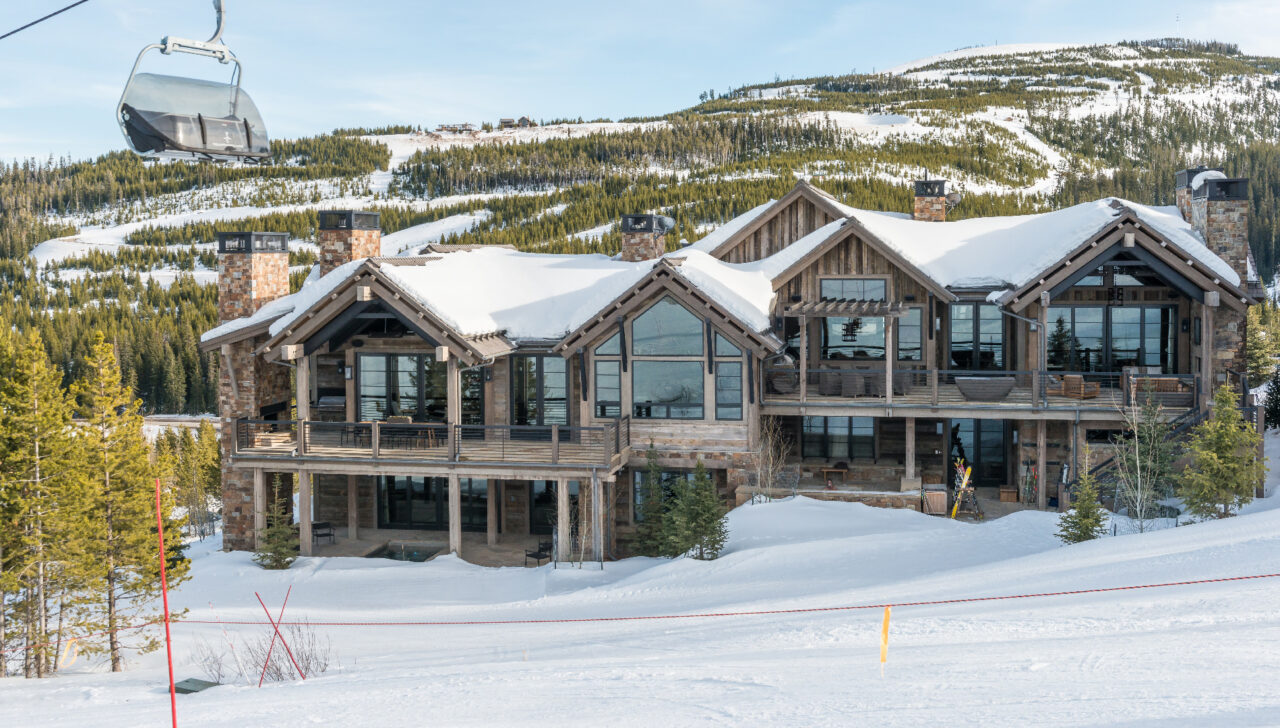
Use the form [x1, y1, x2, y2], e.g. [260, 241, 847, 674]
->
[1, 40, 1277, 414]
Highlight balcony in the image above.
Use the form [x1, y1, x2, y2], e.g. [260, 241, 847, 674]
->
[762, 368, 1200, 417]
[233, 417, 631, 472]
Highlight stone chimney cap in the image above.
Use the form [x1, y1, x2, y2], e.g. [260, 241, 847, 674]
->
[620, 214, 676, 235]
[216, 231, 289, 254]
[1175, 165, 1222, 189]
[319, 210, 381, 231]
[914, 180, 947, 197]
[1192, 177, 1248, 201]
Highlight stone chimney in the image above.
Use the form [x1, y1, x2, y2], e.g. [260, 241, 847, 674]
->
[216, 232, 290, 322]
[913, 180, 948, 222]
[1189, 174, 1250, 284]
[318, 210, 382, 276]
[1174, 165, 1219, 223]
[619, 214, 675, 262]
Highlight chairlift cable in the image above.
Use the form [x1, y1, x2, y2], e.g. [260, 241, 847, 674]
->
[0, 0, 92, 42]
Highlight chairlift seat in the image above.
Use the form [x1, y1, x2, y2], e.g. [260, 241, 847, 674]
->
[120, 73, 270, 162]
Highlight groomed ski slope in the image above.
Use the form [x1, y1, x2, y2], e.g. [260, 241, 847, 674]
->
[4, 441, 1280, 726]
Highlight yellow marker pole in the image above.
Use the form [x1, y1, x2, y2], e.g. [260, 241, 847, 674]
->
[879, 606, 891, 676]
[60, 638, 78, 669]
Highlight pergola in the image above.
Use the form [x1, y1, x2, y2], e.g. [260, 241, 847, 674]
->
[780, 299, 910, 404]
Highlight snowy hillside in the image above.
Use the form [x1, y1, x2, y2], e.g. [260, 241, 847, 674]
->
[3, 437, 1279, 726]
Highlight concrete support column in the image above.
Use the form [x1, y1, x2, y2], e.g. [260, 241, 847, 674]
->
[252, 468, 266, 548]
[347, 474, 359, 541]
[448, 473, 462, 556]
[556, 477, 571, 561]
[487, 480, 498, 546]
[298, 471, 313, 557]
[1036, 420, 1047, 510]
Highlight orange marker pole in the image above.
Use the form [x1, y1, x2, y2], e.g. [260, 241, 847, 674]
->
[879, 606, 891, 676]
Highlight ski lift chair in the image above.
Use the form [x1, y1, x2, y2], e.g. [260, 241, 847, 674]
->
[116, 1, 271, 163]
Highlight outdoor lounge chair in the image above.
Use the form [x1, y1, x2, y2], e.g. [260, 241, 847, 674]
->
[1061, 375, 1099, 400]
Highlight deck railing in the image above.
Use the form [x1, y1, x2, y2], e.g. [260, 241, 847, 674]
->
[236, 416, 631, 468]
[763, 366, 1201, 415]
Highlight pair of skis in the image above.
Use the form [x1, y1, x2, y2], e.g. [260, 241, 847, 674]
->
[950, 459, 983, 520]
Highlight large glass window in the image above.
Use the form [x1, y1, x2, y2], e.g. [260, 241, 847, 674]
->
[898, 308, 923, 361]
[358, 353, 482, 423]
[633, 361, 704, 419]
[801, 416, 874, 460]
[820, 278, 887, 301]
[632, 296, 702, 356]
[511, 355, 568, 426]
[1046, 305, 1175, 373]
[821, 316, 886, 360]
[715, 362, 742, 420]
[950, 303, 1003, 370]
[594, 360, 621, 418]
[633, 469, 694, 522]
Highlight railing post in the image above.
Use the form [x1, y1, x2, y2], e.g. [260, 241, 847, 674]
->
[371, 420, 380, 458]
[1032, 369, 1041, 409]
[551, 424, 560, 464]
[449, 424, 458, 461]
[930, 370, 939, 407]
[298, 420, 307, 455]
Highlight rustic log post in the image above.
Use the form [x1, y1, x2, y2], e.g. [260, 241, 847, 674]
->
[884, 318, 894, 406]
[487, 480, 498, 546]
[347, 475, 359, 542]
[448, 474, 462, 556]
[591, 471, 604, 562]
[551, 424, 560, 463]
[556, 477, 571, 562]
[252, 468, 266, 548]
[1036, 420, 1047, 510]
[798, 315, 808, 401]
[298, 471, 313, 556]
[370, 420, 380, 458]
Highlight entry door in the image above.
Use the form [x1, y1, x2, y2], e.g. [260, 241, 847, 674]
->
[379, 476, 445, 529]
[949, 420, 1008, 487]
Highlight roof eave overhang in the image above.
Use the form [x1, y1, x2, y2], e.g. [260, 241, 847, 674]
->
[254, 260, 488, 365]
[554, 259, 782, 358]
[1004, 210, 1252, 312]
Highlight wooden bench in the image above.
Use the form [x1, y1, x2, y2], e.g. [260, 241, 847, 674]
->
[820, 467, 847, 484]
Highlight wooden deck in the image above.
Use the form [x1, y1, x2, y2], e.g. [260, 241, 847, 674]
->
[236, 436, 623, 472]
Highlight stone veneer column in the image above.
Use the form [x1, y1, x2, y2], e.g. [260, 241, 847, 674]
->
[1191, 187, 1250, 380]
[217, 240, 290, 552]
[318, 227, 382, 276]
[620, 230, 666, 262]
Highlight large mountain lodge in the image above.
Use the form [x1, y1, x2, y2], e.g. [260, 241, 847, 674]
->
[201, 169, 1262, 564]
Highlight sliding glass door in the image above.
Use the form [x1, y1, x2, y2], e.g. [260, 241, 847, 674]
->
[511, 355, 568, 427]
[1046, 305, 1176, 373]
[378, 476, 489, 531]
[357, 353, 483, 423]
[949, 420, 1008, 487]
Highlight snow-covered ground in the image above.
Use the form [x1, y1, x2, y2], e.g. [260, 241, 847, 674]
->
[4, 435, 1280, 726]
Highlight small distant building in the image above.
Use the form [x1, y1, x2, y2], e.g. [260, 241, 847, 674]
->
[435, 122, 476, 134]
[497, 118, 516, 129]
[517, 116, 536, 128]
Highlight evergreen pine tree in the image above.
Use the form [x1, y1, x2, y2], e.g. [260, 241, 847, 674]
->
[73, 333, 189, 672]
[685, 461, 729, 560]
[1266, 366, 1280, 431]
[0, 333, 83, 677]
[634, 445, 667, 557]
[660, 472, 695, 558]
[1179, 385, 1267, 519]
[1057, 448, 1108, 544]
[254, 476, 299, 570]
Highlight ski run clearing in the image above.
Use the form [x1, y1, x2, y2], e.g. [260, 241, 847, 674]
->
[3, 435, 1280, 727]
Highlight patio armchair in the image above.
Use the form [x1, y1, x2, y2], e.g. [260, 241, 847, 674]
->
[1061, 374, 1100, 400]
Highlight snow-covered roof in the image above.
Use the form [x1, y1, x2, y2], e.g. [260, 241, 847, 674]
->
[844, 197, 1241, 290]
[201, 192, 1244, 349]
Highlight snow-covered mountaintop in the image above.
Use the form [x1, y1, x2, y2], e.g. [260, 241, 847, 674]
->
[883, 42, 1088, 74]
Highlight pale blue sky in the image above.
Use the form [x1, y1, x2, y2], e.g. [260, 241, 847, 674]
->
[1, 0, 1277, 161]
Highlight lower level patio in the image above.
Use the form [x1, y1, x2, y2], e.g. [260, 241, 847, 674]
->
[312, 528, 551, 567]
